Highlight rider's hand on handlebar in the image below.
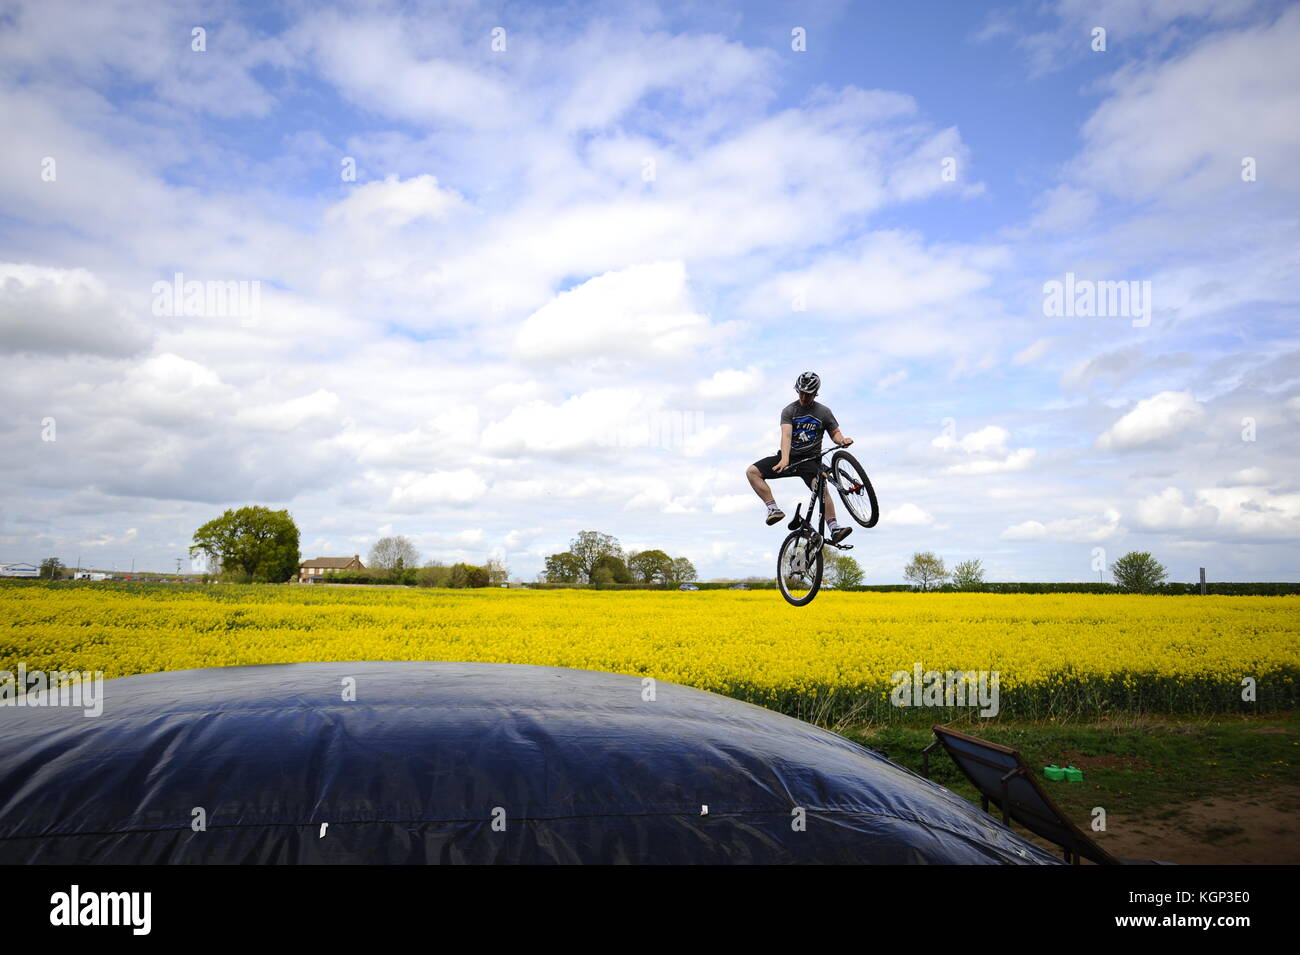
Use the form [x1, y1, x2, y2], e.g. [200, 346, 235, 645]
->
[837, 437, 853, 447]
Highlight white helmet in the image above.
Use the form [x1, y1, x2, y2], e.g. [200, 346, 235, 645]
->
[795, 371, 820, 395]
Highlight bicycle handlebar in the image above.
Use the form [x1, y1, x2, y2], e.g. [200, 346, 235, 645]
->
[790, 442, 852, 461]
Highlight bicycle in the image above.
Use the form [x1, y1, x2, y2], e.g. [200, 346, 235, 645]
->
[776, 444, 879, 606]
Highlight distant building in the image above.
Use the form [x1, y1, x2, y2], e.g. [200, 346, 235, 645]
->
[299, 555, 364, 583]
[0, 562, 39, 578]
[74, 571, 109, 581]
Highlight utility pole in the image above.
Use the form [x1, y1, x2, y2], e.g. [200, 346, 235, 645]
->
[1199, 566, 1207, 596]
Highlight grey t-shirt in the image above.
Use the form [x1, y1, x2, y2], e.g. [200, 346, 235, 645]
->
[781, 400, 838, 461]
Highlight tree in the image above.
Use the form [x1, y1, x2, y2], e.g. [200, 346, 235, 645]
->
[39, 557, 65, 580]
[484, 557, 510, 586]
[544, 552, 584, 583]
[952, 559, 985, 591]
[190, 506, 300, 583]
[826, 555, 864, 589]
[448, 563, 489, 588]
[369, 536, 420, 573]
[627, 549, 673, 583]
[416, 562, 453, 587]
[593, 553, 633, 584]
[569, 531, 623, 583]
[903, 551, 948, 592]
[666, 556, 697, 584]
[1110, 551, 1168, 593]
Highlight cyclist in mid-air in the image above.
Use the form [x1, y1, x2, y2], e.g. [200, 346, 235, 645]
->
[745, 371, 854, 543]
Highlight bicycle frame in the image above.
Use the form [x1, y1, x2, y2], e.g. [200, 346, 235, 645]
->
[785, 445, 853, 560]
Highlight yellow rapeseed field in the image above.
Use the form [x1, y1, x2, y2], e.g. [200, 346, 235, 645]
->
[2, 582, 1297, 723]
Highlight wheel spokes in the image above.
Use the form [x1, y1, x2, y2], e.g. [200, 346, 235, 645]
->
[836, 464, 870, 519]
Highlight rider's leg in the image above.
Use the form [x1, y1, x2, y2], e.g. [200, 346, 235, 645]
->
[746, 464, 775, 504]
[822, 483, 838, 523]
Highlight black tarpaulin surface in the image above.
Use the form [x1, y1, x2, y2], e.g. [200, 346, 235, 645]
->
[0, 661, 1063, 864]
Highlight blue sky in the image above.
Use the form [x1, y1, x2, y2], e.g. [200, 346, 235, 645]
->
[1, 0, 1298, 582]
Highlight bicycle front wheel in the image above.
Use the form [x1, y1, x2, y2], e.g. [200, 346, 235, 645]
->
[831, 450, 879, 528]
[777, 527, 823, 607]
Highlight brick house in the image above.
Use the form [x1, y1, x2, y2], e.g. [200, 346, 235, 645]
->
[299, 555, 364, 583]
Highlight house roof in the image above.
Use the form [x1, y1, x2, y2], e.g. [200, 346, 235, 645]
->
[301, 555, 363, 569]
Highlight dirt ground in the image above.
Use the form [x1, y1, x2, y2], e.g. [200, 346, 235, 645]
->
[1016, 785, 1300, 864]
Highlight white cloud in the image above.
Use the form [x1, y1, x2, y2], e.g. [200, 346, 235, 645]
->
[1227, 467, 1271, 485]
[984, 0, 1267, 78]
[1012, 337, 1053, 365]
[1135, 485, 1300, 539]
[711, 494, 756, 515]
[744, 231, 1004, 320]
[947, 448, 1037, 475]
[889, 503, 934, 526]
[1070, 7, 1300, 201]
[388, 469, 488, 508]
[683, 425, 730, 457]
[514, 262, 722, 362]
[947, 425, 1008, 455]
[481, 388, 650, 454]
[1097, 390, 1205, 450]
[0, 263, 151, 358]
[503, 527, 543, 550]
[1134, 486, 1220, 530]
[294, 11, 518, 129]
[1000, 508, 1122, 542]
[1026, 185, 1096, 233]
[933, 425, 1036, 474]
[108, 353, 233, 426]
[234, 389, 341, 433]
[876, 370, 908, 392]
[697, 367, 762, 400]
[1001, 520, 1046, 541]
[324, 174, 464, 229]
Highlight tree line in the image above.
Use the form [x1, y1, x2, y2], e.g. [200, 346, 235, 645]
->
[543, 531, 697, 585]
[902, 551, 1173, 593]
[22, 504, 1200, 595]
[181, 506, 507, 587]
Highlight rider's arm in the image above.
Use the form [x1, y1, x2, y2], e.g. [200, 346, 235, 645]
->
[829, 428, 853, 446]
[776, 423, 793, 469]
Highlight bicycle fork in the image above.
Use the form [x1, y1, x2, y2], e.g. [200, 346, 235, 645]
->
[788, 502, 852, 558]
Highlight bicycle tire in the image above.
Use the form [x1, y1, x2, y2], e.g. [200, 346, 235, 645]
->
[830, 450, 879, 528]
[777, 527, 823, 607]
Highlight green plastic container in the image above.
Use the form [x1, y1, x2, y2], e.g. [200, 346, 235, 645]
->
[1043, 765, 1065, 781]
[1064, 766, 1084, 783]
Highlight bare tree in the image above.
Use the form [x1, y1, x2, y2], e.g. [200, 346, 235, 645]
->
[368, 536, 420, 571]
[484, 557, 510, 585]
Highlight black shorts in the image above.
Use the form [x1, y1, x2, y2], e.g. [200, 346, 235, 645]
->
[752, 452, 820, 488]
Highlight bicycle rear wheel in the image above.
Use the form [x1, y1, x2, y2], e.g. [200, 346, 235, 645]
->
[777, 527, 823, 607]
[831, 450, 879, 528]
